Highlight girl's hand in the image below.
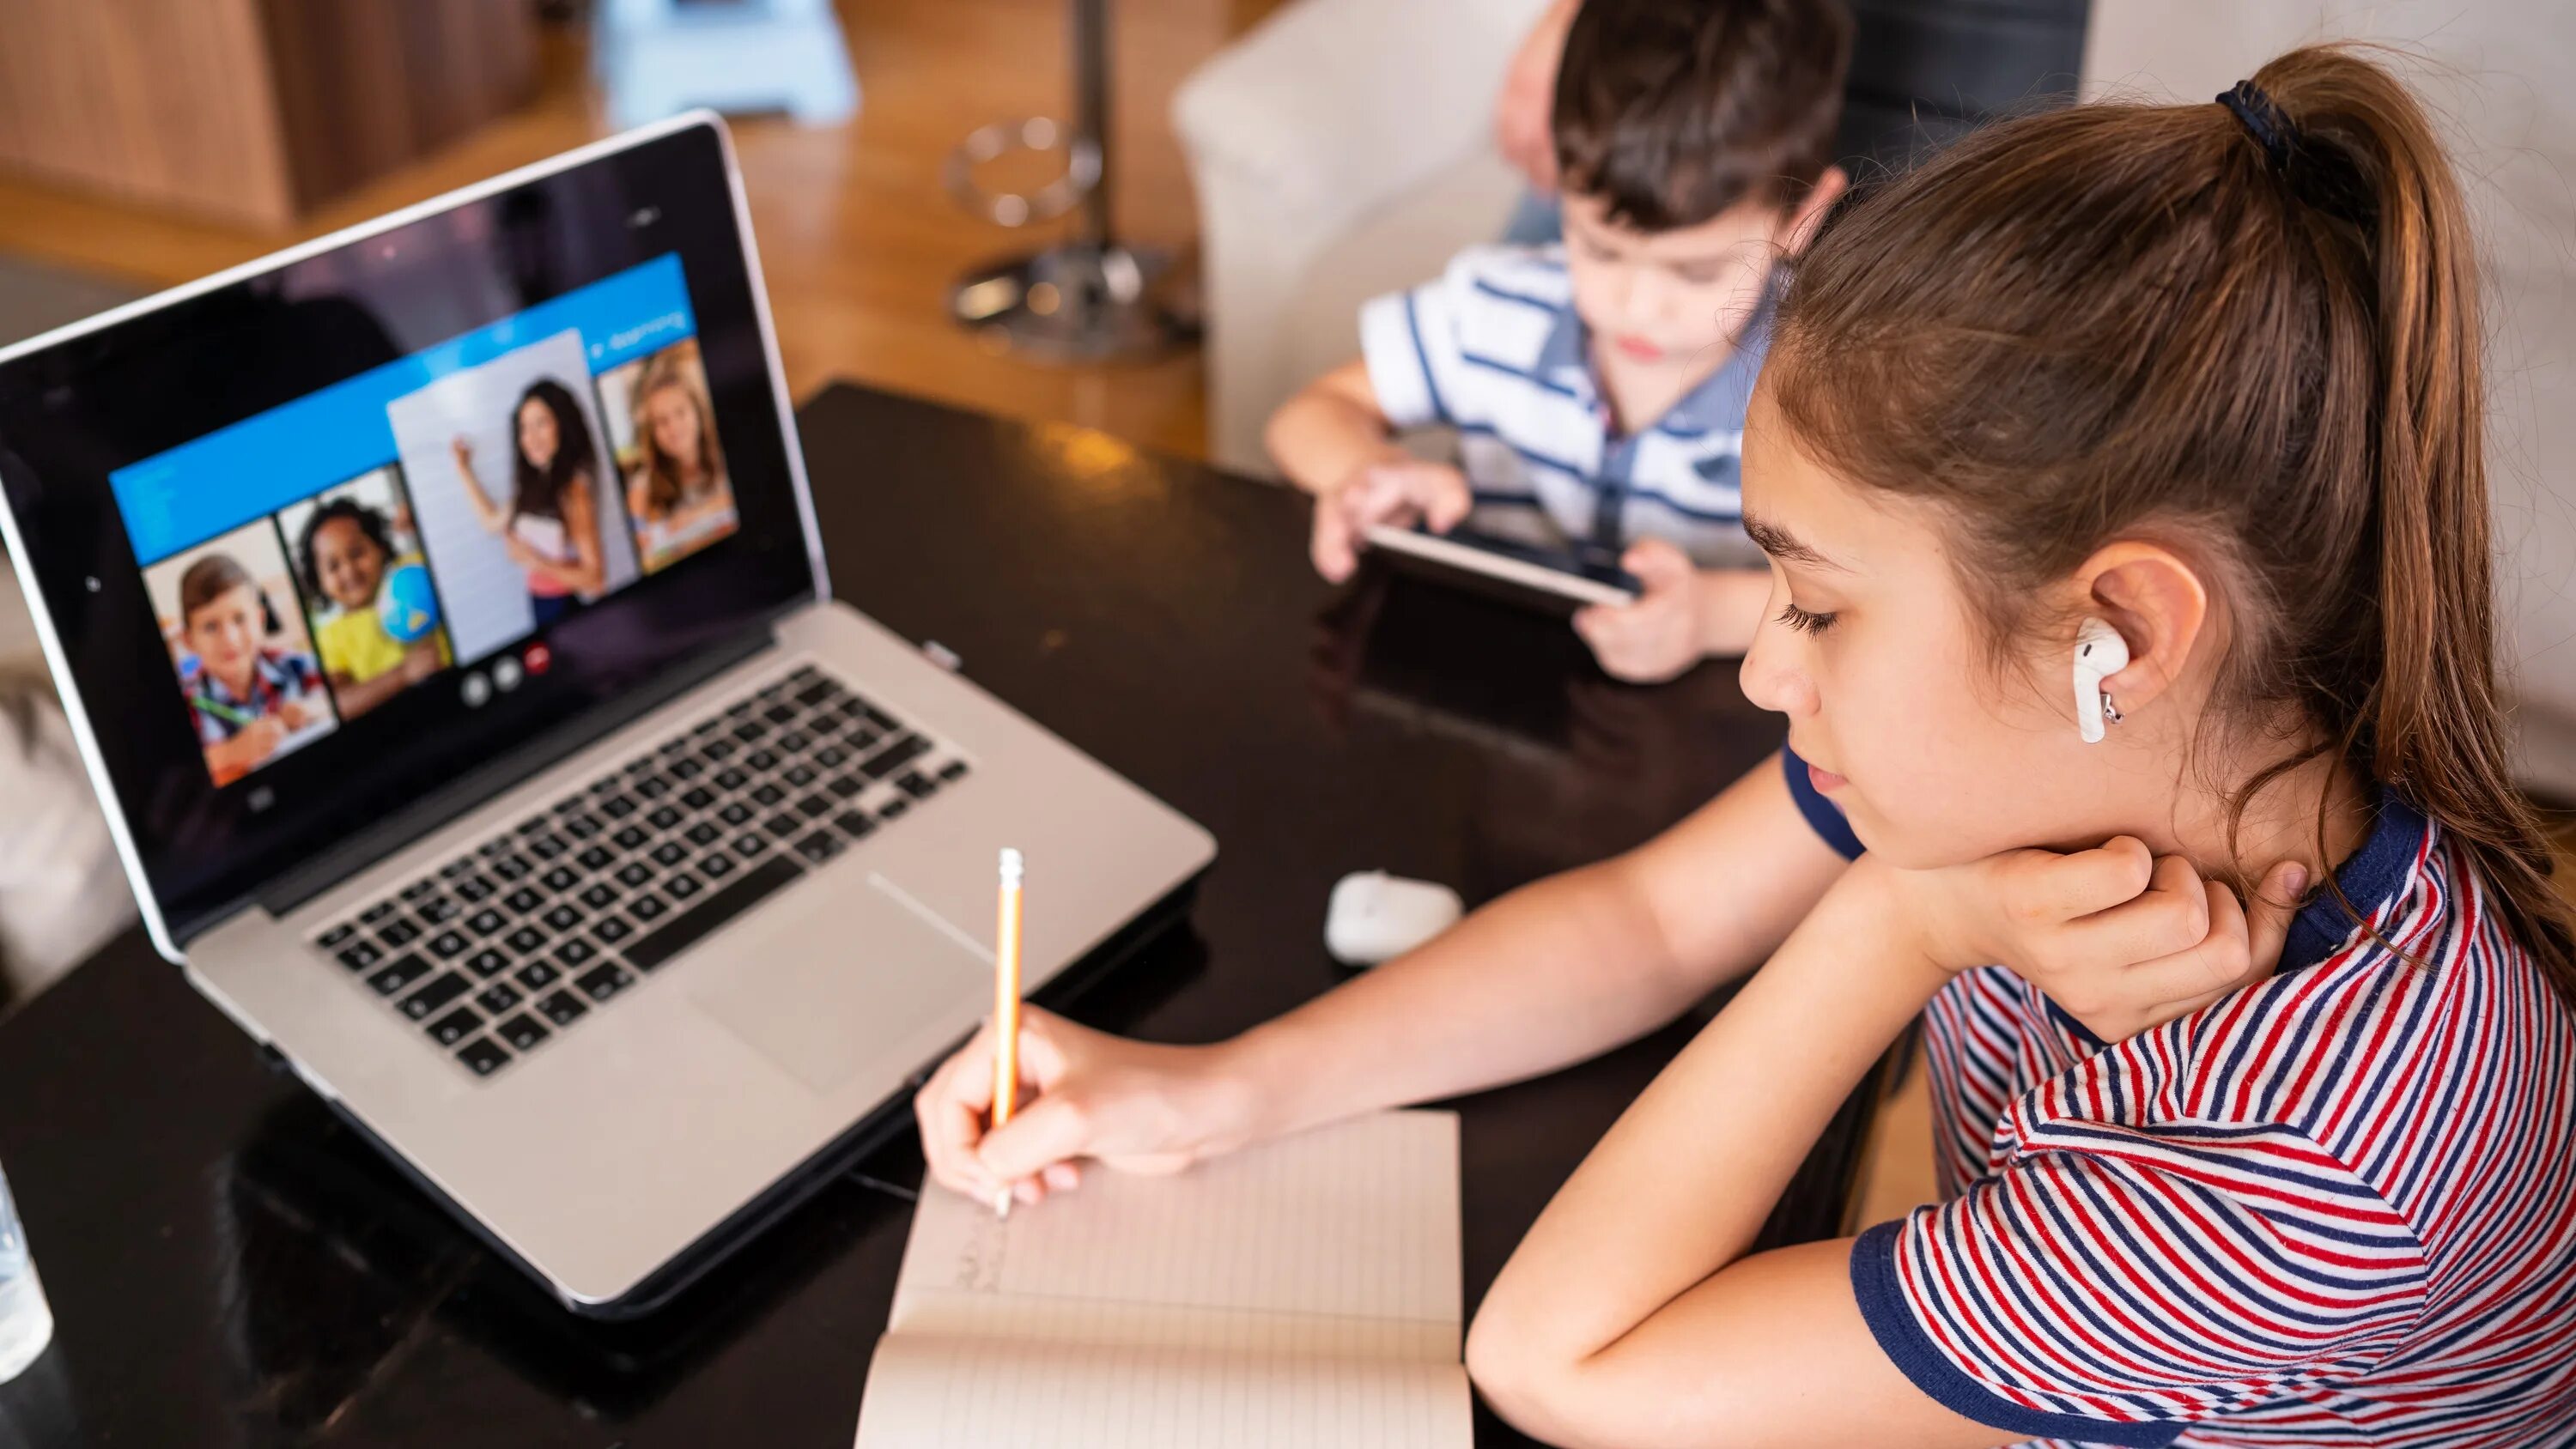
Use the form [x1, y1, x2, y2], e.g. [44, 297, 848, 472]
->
[1896, 838, 2309, 1040]
[401, 646, 442, 684]
[277, 700, 311, 731]
[1310, 459, 1473, 583]
[1572, 540, 1707, 682]
[913, 1005, 1255, 1210]
[450, 436, 474, 470]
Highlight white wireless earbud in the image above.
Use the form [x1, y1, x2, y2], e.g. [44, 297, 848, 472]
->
[2073, 617, 2129, 744]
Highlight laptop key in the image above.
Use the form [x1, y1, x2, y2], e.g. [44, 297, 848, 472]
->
[562, 813, 603, 840]
[612, 824, 651, 852]
[580, 882, 619, 910]
[685, 822, 723, 846]
[647, 804, 684, 832]
[457, 1038, 512, 1077]
[465, 907, 507, 937]
[797, 793, 833, 819]
[745, 748, 781, 773]
[715, 767, 750, 792]
[669, 758, 705, 781]
[541, 865, 580, 893]
[862, 734, 931, 780]
[536, 990, 587, 1028]
[624, 854, 802, 973]
[629, 894, 670, 923]
[496, 1014, 551, 1052]
[489, 853, 533, 881]
[417, 896, 461, 925]
[795, 831, 842, 865]
[635, 776, 673, 800]
[516, 959, 562, 991]
[577, 846, 616, 872]
[504, 925, 550, 955]
[425, 1007, 482, 1048]
[778, 732, 811, 756]
[939, 760, 969, 782]
[826, 773, 866, 800]
[526, 834, 568, 860]
[698, 850, 738, 879]
[367, 953, 434, 997]
[378, 918, 422, 947]
[705, 737, 739, 762]
[575, 962, 634, 1002]
[793, 678, 836, 708]
[542, 903, 584, 932]
[651, 841, 690, 867]
[733, 832, 772, 858]
[896, 771, 938, 800]
[764, 813, 803, 840]
[592, 913, 634, 945]
[665, 871, 703, 901]
[453, 875, 495, 902]
[878, 798, 910, 822]
[398, 971, 468, 1020]
[762, 703, 798, 726]
[474, 981, 523, 1015]
[600, 794, 638, 820]
[555, 937, 599, 968]
[503, 887, 545, 915]
[400, 878, 439, 902]
[719, 800, 755, 826]
[427, 929, 471, 960]
[318, 922, 355, 949]
[465, 947, 510, 979]
[337, 941, 384, 972]
[783, 763, 817, 788]
[835, 810, 878, 840]
[750, 782, 786, 808]
[616, 861, 655, 888]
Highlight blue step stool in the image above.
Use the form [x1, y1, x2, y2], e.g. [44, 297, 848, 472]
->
[596, 0, 860, 130]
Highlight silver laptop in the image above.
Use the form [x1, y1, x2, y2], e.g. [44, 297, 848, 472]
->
[0, 115, 1214, 1314]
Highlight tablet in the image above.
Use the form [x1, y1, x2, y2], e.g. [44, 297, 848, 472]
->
[1362, 523, 1642, 615]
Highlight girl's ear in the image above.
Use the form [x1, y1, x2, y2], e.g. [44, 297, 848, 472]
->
[2075, 542, 2210, 719]
[1781, 167, 1848, 257]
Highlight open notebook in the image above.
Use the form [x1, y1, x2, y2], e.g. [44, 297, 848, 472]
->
[853, 1109, 1468, 1448]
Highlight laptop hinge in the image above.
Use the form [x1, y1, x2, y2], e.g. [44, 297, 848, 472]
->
[253, 623, 783, 922]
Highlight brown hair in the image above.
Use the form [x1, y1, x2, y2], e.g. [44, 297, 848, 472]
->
[630, 355, 726, 519]
[1769, 45, 2576, 1005]
[1552, 0, 1852, 232]
[177, 553, 258, 624]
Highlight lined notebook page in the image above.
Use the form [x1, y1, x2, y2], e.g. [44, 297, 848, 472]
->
[853, 1110, 1467, 1449]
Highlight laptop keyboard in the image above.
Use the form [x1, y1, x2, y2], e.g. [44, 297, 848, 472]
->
[309, 663, 972, 1079]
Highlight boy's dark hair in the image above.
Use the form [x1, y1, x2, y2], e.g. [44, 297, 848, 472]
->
[295, 496, 396, 599]
[1553, 0, 1853, 231]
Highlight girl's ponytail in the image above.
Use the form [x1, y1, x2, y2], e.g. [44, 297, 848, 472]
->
[2253, 48, 2576, 1000]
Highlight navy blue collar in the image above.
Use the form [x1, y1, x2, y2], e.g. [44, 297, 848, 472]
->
[2278, 786, 2428, 977]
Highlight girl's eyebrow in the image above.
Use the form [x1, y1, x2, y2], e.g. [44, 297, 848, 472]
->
[1741, 512, 1846, 572]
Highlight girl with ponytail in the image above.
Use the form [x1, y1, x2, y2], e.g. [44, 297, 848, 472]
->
[1465, 45, 2576, 1447]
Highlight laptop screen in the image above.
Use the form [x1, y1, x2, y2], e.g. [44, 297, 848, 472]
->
[0, 120, 819, 943]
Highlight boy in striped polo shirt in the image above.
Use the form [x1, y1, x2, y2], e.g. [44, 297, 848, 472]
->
[1269, 0, 1852, 683]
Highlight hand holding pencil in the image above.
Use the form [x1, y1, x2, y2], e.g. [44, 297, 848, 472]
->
[990, 847, 1024, 1218]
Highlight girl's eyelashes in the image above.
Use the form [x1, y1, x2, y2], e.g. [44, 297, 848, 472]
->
[1776, 601, 1839, 636]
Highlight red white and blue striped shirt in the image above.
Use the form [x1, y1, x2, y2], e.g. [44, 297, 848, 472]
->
[1784, 751, 2576, 1446]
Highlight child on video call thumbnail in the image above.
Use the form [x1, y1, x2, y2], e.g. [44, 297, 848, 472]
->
[293, 479, 452, 722]
[171, 552, 333, 785]
[611, 340, 736, 575]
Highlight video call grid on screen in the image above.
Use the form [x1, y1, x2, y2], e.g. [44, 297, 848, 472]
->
[109, 252, 744, 789]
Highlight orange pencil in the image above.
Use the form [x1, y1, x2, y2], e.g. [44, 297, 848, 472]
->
[990, 847, 1024, 1219]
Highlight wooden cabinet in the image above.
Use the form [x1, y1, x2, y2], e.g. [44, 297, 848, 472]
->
[0, 0, 538, 229]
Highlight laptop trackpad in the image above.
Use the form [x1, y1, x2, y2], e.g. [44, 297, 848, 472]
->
[688, 877, 987, 1095]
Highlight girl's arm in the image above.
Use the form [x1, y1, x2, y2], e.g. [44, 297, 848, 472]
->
[1464, 852, 2013, 1449]
[451, 438, 508, 535]
[517, 475, 610, 596]
[930, 758, 1850, 1202]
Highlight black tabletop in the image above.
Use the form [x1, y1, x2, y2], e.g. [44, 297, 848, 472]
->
[0, 385, 1874, 1448]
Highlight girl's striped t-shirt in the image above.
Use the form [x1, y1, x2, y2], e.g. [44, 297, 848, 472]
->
[1784, 753, 2576, 1446]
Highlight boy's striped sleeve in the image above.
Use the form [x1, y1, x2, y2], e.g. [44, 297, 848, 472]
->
[1358, 274, 1461, 430]
[1850, 1121, 2428, 1445]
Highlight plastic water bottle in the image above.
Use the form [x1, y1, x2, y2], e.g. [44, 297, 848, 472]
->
[0, 1161, 52, 1383]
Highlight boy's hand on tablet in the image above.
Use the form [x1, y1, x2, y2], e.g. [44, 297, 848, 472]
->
[914, 1005, 1255, 1210]
[1572, 540, 1705, 682]
[1901, 837, 2309, 1040]
[1309, 460, 1473, 584]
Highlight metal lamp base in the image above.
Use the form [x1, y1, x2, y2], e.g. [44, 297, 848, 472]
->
[948, 242, 1195, 364]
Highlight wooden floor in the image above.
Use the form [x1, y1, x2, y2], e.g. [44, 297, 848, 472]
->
[0, 0, 1230, 459]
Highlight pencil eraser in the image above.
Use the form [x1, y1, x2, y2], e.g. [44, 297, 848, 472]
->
[1326, 870, 1463, 966]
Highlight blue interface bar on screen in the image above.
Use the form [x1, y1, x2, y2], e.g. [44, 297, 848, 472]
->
[111, 253, 697, 566]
